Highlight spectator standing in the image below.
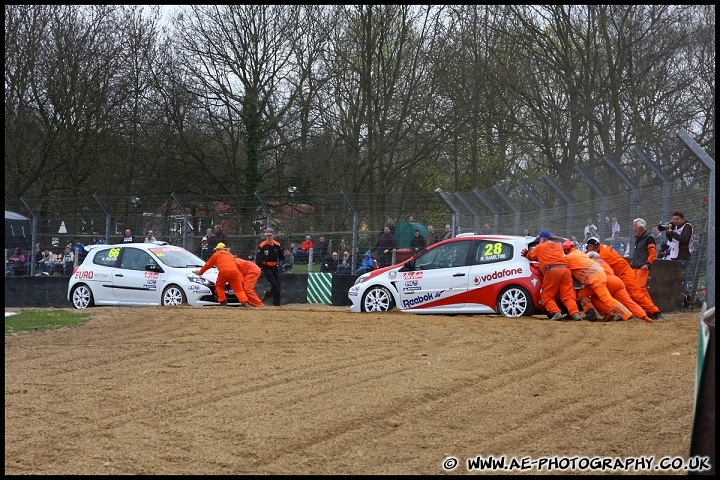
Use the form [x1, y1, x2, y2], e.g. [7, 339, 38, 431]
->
[664, 210, 693, 297]
[195, 242, 250, 307]
[442, 223, 453, 240]
[118, 229, 136, 244]
[198, 238, 212, 261]
[315, 235, 331, 263]
[92, 236, 106, 245]
[521, 231, 581, 321]
[144, 230, 157, 243]
[386, 217, 396, 235]
[256, 228, 284, 306]
[482, 223, 492, 234]
[234, 256, 264, 307]
[583, 218, 597, 240]
[570, 235, 583, 251]
[7, 246, 28, 276]
[610, 233, 623, 255]
[73, 238, 86, 264]
[355, 251, 375, 275]
[610, 217, 621, 237]
[425, 225, 441, 248]
[213, 224, 228, 245]
[409, 229, 425, 254]
[373, 225, 398, 268]
[630, 218, 657, 304]
[651, 226, 663, 246]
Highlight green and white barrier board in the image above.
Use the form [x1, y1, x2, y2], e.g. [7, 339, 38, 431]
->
[307, 272, 332, 304]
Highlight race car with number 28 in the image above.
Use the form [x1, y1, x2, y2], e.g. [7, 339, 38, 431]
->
[348, 234, 544, 317]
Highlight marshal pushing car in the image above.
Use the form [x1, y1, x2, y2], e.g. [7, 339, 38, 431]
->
[348, 234, 544, 317]
[67, 241, 232, 309]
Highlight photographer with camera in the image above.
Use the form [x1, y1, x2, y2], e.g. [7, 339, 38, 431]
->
[660, 210, 693, 297]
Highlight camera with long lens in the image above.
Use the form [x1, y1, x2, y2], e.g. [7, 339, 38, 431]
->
[657, 222, 674, 231]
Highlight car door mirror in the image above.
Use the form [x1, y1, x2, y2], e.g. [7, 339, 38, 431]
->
[402, 259, 414, 271]
[146, 264, 164, 273]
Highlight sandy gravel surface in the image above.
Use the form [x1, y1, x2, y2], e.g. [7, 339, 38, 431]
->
[5, 305, 702, 475]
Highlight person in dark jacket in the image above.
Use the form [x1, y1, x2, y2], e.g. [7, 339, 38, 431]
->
[631, 218, 657, 296]
[373, 225, 398, 268]
[256, 228, 285, 306]
[409, 229, 426, 255]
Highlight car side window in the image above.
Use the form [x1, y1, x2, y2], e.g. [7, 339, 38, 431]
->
[92, 247, 121, 267]
[415, 242, 470, 270]
[119, 248, 152, 271]
[473, 241, 513, 265]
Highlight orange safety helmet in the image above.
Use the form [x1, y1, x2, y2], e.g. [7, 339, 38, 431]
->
[562, 240, 575, 254]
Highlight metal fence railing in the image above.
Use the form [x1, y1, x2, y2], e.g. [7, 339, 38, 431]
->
[5, 135, 714, 309]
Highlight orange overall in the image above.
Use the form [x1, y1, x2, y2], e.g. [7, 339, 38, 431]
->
[595, 244, 660, 316]
[198, 249, 249, 304]
[235, 257, 264, 307]
[565, 250, 633, 321]
[592, 258, 648, 320]
[525, 240, 579, 316]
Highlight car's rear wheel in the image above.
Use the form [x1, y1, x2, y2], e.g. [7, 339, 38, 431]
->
[71, 284, 94, 309]
[162, 285, 186, 306]
[362, 286, 395, 312]
[497, 286, 534, 317]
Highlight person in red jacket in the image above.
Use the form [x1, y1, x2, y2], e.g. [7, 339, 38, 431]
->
[234, 256, 264, 308]
[194, 242, 250, 307]
[584, 237, 664, 320]
[521, 231, 582, 321]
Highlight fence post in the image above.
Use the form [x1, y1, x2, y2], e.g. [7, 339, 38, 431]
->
[454, 192, 481, 232]
[473, 188, 500, 233]
[575, 165, 607, 240]
[492, 185, 522, 235]
[171, 193, 189, 249]
[542, 174, 575, 239]
[341, 190, 359, 272]
[20, 196, 38, 276]
[93, 193, 112, 244]
[434, 188, 460, 236]
[603, 154, 639, 257]
[631, 145, 671, 220]
[677, 129, 715, 310]
[254, 192, 272, 230]
[517, 180, 547, 233]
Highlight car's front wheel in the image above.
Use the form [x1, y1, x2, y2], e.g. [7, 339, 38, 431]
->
[71, 284, 95, 309]
[361, 286, 395, 312]
[496, 286, 534, 317]
[162, 285, 187, 306]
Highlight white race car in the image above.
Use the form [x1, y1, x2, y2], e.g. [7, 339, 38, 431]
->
[67, 242, 231, 309]
[348, 234, 544, 317]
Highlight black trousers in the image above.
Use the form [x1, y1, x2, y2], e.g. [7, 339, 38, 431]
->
[262, 266, 282, 306]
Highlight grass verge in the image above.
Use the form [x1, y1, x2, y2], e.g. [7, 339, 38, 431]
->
[5, 309, 92, 336]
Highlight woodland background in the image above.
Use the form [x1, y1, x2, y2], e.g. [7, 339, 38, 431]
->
[4, 5, 715, 222]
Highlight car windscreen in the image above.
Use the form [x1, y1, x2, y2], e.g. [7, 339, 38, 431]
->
[149, 246, 205, 268]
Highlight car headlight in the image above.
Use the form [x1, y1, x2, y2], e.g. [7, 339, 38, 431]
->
[354, 273, 370, 285]
[188, 272, 214, 286]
